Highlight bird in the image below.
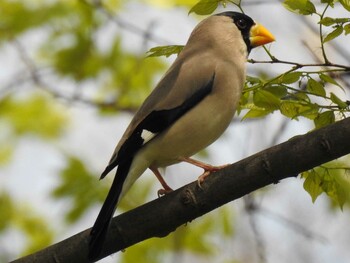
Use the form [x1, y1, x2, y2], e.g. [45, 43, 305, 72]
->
[89, 11, 275, 260]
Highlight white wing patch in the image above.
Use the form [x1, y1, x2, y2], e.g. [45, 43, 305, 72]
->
[141, 129, 156, 144]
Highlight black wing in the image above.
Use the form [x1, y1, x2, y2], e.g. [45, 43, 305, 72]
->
[100, 72, 215, 178]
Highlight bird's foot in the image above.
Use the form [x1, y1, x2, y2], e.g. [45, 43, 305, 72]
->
[179, 157, 230, 188]
[196, 163, 230, 188]
[157, 186, 174, 197]
[150, 166, 174, 197]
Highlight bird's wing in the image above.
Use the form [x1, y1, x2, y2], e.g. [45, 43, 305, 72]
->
[101, 50, 217, 178]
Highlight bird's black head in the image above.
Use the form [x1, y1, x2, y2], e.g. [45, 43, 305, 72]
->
[216, 12, 256, 53]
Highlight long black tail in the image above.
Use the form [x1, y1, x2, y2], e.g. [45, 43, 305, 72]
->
[88, 159, 132, 261]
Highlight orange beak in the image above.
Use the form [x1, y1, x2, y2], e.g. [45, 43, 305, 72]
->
[250, 23, 275, 47]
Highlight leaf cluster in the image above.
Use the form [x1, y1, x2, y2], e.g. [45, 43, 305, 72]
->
[240, 71, 349, 128]
[302, 158, 350, 209]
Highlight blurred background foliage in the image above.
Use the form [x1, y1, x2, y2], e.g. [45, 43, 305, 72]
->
[0, 0, 350, 262]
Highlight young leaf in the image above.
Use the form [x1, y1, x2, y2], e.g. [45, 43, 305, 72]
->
[306, 78, 326, 97]
[246, 75, 262, 85]
[253, 90, 281, 110]
[242, 108, 272, 120]
[314, 111, 335, 129]
[339, 0, 350, 12]
[344, 24, 350, 35]
[278, 72, 302, 84]
[189, 0, 219, 15]
[299, 104, 319, 120]
[319, 17, 336, 26]
[330, 92, 348, 109]
[265, 85, 288, 98]
[323, 26, 344, 43]
[279, 101, 301, 119]
[292, 92, 310, 102]
[147, 45, 184, 58]
[0, 94, 68, 138]
[302, 170, 323, 203]
[280, 100, 319, 120]
[319, 73, 341, 88]
[53, 157, 108, 222]
[283, 0, 316, 15]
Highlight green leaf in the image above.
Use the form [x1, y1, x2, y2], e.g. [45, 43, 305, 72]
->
[101, 41, 167, 110]
[320, 17, 350, 26]
[291, 91, 310, 102]
[319, 73, 341, 87]
[238, 90, 251, 112]
[53, 157, 108, 222]
[17, 208, 54, 255]
[319, 17, 336, 26]
[330, 92, 348, 109]
[253, 90, 281, 110]
[317, 165, 347, 209]
[265, 85, 288, 98]
[280, 101, 299, 119]
[0, 192, 54, 255]
[344, 24, 350, 35]
[303, 164, 349, 209]
[279, 100, 319, 120]
[52, 33, 102, 81]
[0, 144, 13, 165]
[280, 101, 302, 119]
[323, 26, 343, 43]
[246, 75, 263, 85]
[314, 111, 335, 129]
[0, 93, 68, 138]
[283, 0, 316, 15]
[0, 193, 13, 231]
[189, 0, 219, 15]
[147, 45, 184, 58]
[298, 105, 319, 119]
[302, 170, 323, 203]
[277, 72, 302, 84]
[0, 1, 68, 40]
[339, 0, 350, 11]
[242, 108, 272, 120]
[306, 78, 326, 97]
[334, 18, 350, 23]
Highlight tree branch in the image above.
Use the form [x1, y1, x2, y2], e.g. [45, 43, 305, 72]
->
[11, 117, 350, 263]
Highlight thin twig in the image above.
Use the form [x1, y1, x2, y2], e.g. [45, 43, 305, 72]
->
[319, 4, 331, 64]
[89, 0, 170, 45]
[248, 58, 350, 71]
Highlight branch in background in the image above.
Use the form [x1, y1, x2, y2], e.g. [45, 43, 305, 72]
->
[244, 196, 266, 263]
[257, 207, 327, 243]
[11, 117, 350, 263]
[7, 39, 139, 113]
[89, 0, 170, 45]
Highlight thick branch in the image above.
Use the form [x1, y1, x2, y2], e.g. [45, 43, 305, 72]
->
[11, 117, 350, 263]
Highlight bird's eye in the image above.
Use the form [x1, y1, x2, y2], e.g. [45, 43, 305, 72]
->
[236, 19, 247, 29]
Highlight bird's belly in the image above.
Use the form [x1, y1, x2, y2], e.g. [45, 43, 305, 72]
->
[141, 94, 236, 167]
